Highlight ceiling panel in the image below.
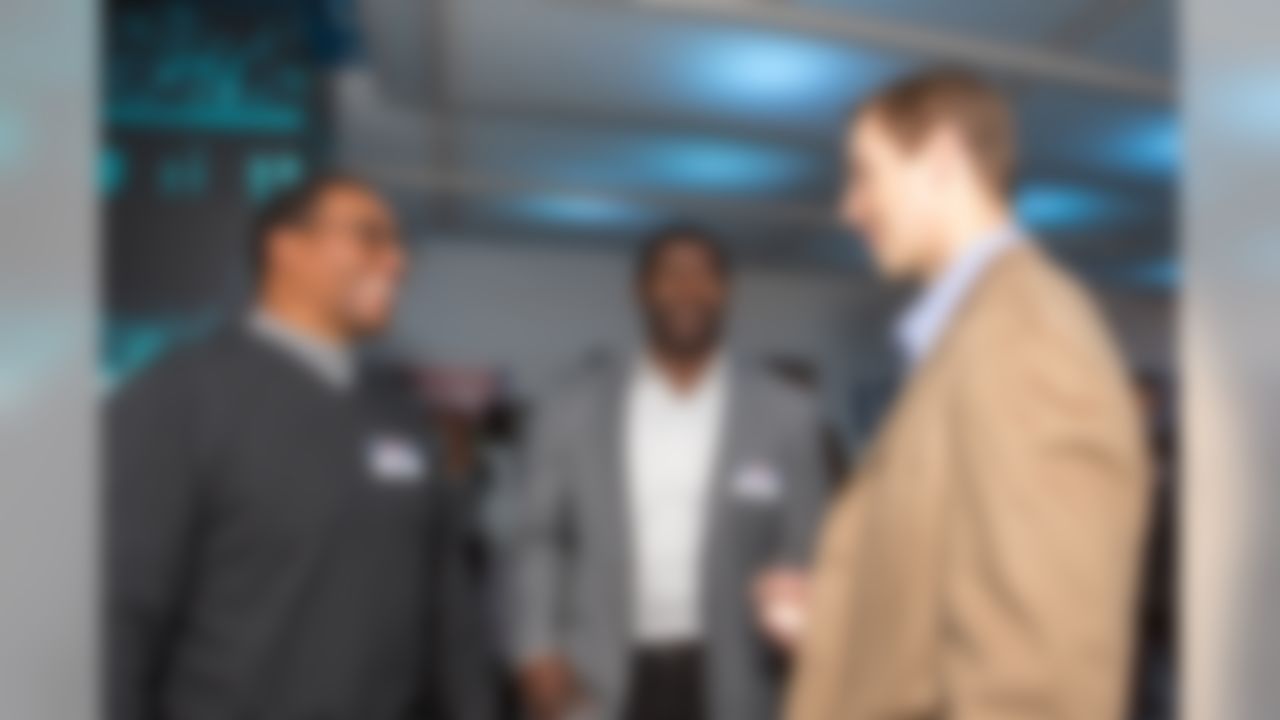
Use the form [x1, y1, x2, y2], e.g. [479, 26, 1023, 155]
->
[795, 0, 1083, 46]
[453, 0, 909, 133]
[343, 0, 1176, 278]
[1083, 0, 1176, 75]
[1016, 85, 1177, 182]
[457, 120, 835, 199]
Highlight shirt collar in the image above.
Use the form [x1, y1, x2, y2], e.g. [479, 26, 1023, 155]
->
[894, 223, 1021, 368]
[247, 308, 356, 390]
[632, 351, 729, 401]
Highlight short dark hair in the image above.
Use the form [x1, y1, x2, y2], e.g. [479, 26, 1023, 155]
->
[248, 173, 370, 281]
[634, 222, 733, 285]
[856, 67, 1016, 192]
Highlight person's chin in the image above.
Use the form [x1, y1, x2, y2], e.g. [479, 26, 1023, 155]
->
[347, 310, 392, 337]
[673, 337, 719, 360]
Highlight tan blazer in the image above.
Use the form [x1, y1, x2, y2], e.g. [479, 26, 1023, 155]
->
[786, 244, 1151, 720]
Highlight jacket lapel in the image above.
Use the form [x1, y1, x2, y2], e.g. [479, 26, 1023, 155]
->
[869, 244, 1030, 467]
[701, 359, 750, 599]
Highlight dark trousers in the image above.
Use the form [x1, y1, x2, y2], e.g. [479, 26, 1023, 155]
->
[624, 642, 705, 720]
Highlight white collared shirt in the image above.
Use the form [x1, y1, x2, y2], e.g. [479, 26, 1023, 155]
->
[624, 354, 728, 643]
[247, 309, 355, 390]
[895, 224, 1021, 368]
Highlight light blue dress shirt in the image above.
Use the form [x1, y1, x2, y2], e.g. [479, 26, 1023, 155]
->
[894, 223, 1022, 368]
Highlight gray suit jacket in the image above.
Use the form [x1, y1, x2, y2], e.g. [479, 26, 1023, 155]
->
[512, 355, 828, 720]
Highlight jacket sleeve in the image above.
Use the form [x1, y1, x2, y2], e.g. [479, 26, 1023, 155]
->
[941, 321, 1150, 720]
[509, 399, 573, 665]
[106, 366, 204, 720]
[777, 395, 830, 567]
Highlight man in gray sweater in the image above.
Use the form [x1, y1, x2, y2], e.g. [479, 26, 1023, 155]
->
[107, 175, 456, 720]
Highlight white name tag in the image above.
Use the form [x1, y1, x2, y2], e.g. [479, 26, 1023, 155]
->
[365, 434, 428, 485]
[732, 460, 783, 505]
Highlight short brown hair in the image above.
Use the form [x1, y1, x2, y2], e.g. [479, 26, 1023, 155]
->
[858, 68, 1016, 191]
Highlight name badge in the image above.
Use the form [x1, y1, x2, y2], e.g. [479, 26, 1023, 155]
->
[365, 433, 428, 486]
[732, 460, 783, 505]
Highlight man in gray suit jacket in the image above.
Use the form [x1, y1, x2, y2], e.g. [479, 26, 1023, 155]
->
[512, 224, 829, 720]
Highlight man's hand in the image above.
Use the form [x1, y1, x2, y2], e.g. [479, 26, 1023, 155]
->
[753, 568, 811, 653]
[519, 654, 578, 720]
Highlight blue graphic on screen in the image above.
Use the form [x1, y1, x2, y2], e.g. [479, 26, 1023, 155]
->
[157, 148, 210, 196]
[108, 3, 314, 135]
[245, 151, 306, 202]
[104, 1, 330, 378]
[105, 1, 329, 203]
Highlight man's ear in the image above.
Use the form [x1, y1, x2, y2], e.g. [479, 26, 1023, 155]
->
[927, 125, 970, 188]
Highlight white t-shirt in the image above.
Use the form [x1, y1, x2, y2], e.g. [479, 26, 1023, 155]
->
[623, 355, 728, 643]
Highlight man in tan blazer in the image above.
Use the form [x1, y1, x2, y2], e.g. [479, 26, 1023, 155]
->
[757, 69, 1151, 720]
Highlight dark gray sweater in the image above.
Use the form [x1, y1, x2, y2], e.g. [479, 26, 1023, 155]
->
[107, 326, 443, 720]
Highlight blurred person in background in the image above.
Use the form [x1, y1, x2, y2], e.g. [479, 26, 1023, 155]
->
[424, 390, 514, 720]
[766, 69, 1151, 720]
[512, 225, 829, 720]
[1129, 375, 1177, 720]
[106, 175, 451, 720]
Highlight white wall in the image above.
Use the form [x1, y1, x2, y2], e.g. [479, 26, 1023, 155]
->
[389, 241, 1173, 437]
